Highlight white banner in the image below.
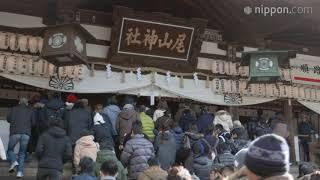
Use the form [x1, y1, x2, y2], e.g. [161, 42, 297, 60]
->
[290, 54, 320, 86]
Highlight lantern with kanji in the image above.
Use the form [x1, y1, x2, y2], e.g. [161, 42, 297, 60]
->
[241, 50, 295, 84]
[41, 23, 95, 66]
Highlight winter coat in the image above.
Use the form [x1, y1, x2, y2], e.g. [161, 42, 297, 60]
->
[103, 105, 121, 134]
[204, 135, 219, 154]
[74, 135, 99, 167]
[170, 127, 185, 150]
[93, 114, 115, 149]
[193, 156, 213, 180]
[179, 111, 197, 132]
[230, 139, 250, 155]
[154, 131, 177, 170]
[174, 108, 196, 123]
[214, 151, 235, 167]
[255, 122, 272, 137]
[7, 104, 34, 136]
[67, 108, 93, 145]
[0, 137, 6, 160]
[45, 98, 65, 120]
[116, 109, 141, 144]
[137, 166, 168, 180]
[36, 127, 72, 171]
[121, 134, 154, 180]
[197, 113, 214, 134]
[140, 112, 155, 141]
[94, 150, 127, 180]
[72, 173, 97, 180]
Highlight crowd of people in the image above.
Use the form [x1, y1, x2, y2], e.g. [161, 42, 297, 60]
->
[1, 92, 319, 180]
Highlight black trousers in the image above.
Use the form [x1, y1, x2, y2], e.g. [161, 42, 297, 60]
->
[37, 168, 63, 180]
[300, 139, 310, 161]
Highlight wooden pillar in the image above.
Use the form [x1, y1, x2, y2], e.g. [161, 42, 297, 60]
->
[284, 99, 297, 162]
[229, 106, 240, 121]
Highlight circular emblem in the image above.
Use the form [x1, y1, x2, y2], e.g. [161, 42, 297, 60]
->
[74, 36, 84, 53]
[48, 33, 67, 48]
[256, 57, 273, 71]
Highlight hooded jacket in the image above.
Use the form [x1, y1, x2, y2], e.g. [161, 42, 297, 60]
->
[154, 131, 177, 170]
[103, 105, 121, 134]
[121, 134, 154, 180]
[193, 156, 213, 180]
[36, 127, 72, 171]
[93, 113, 116, 149]
[170, 126, 185, 150]
[74, 135, 99, 166]
[94, 150, 127, 180]
[45, 98, 65, 120]
[138, 166, 168, 180]
[67, 108, 93, 145]
[214, 111, 233, 132]
[140, 112, 155, 141]
[116, 109, 140, 144]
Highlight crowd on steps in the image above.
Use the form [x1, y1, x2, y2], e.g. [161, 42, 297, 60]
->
[0, 93, 319, 180]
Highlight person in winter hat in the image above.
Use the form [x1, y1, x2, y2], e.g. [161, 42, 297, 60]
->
[234, 148, 248, 169]
[192, 141, 213, 180]
[36, 118, 72, 180]
[94, 142, 127, 180]
[93, 104, 116, 150]
[116, 103, 140, 148]
[214, 142, 235, 168]
[170, 122, 185, 150]
[138, 157, 168, 180]
[121, 121, 154, 180]
[139, 105, 155, 141]
[244, 134, 293, 180]
[230, 128, 250, 155]
[179, 109, 197, 132]
[214, 110, 233, 132]
[74, 130, 99, 171]
[103, 96, 121, 135]
[72, 157, 97, 180]
[154, 116, 176, 170]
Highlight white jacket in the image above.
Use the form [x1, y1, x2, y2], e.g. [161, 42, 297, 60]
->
[0, 137, 6, 160]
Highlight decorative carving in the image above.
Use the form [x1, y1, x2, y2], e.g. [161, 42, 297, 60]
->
[49, 75, 74, 90]
[224, 93, 243, 104]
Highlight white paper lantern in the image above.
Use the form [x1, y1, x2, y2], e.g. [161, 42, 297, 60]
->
[7, 55, 17, 73]
[36, 59, 48, 76]
[29, 36, 39, 53]
[220, 61, 226, 74]
[17, 56, 28, 74]
[211, 60, 219, 74]
[224, 61, 230, 75]
[9, 33, 18, 51]
[0, 54, 8, 72]
[292, 86, 299, 99]
[38, 37, 43, 53]
[298, 87, 306, 100]
[18, 35, 28, 52]
[47, 63, 55, 76]
[28, 58, 37, 75]
[0, 32, 9, 49]
[212, 78, 221, 93]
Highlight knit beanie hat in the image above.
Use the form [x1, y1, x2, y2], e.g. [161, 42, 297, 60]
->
[235, 148, 248, 168]
[66, 94, 77, 103]
[245, 134, 290, 178]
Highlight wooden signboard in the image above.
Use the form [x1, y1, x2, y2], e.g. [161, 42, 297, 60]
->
[108, 6, 207, 72]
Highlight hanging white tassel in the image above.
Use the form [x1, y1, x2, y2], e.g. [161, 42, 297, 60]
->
[136, 67, 142, 81]
[106, 64, 112, 78]
[166, 71, 171, 84]
[193, 72, 199, 86]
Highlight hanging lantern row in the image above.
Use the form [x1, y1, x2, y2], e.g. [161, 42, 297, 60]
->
[212, 78, 320, 102]
[211, 59, 291, 81]
[0, 32, 43, 53]
[0, 52, 84, 80]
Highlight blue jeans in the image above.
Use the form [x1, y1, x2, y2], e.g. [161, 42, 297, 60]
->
[7, 134, 30, 173]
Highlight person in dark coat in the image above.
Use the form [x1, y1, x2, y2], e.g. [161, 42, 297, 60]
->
[298, 113, 315, 162]
[121, 121, 154, 180]
[67, 101, 93, 146]
[170, 122, 185, 150]
[72, 157, 96, 180]
[230, 128, 250, 155]
[154, 116, 176, 170]
[36, 118, 72, 180]
[196, 106, 214, 134]
[6, 98, 35, 178]
[192, 141, 213, 180]
[103, 96, 121, 135]
[204, 124, 219, 158]
[93, 104, 116, 150]
[45, 92, 65, 121]
[179, 109, 197, 132]
[213, 143, 235, 168]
